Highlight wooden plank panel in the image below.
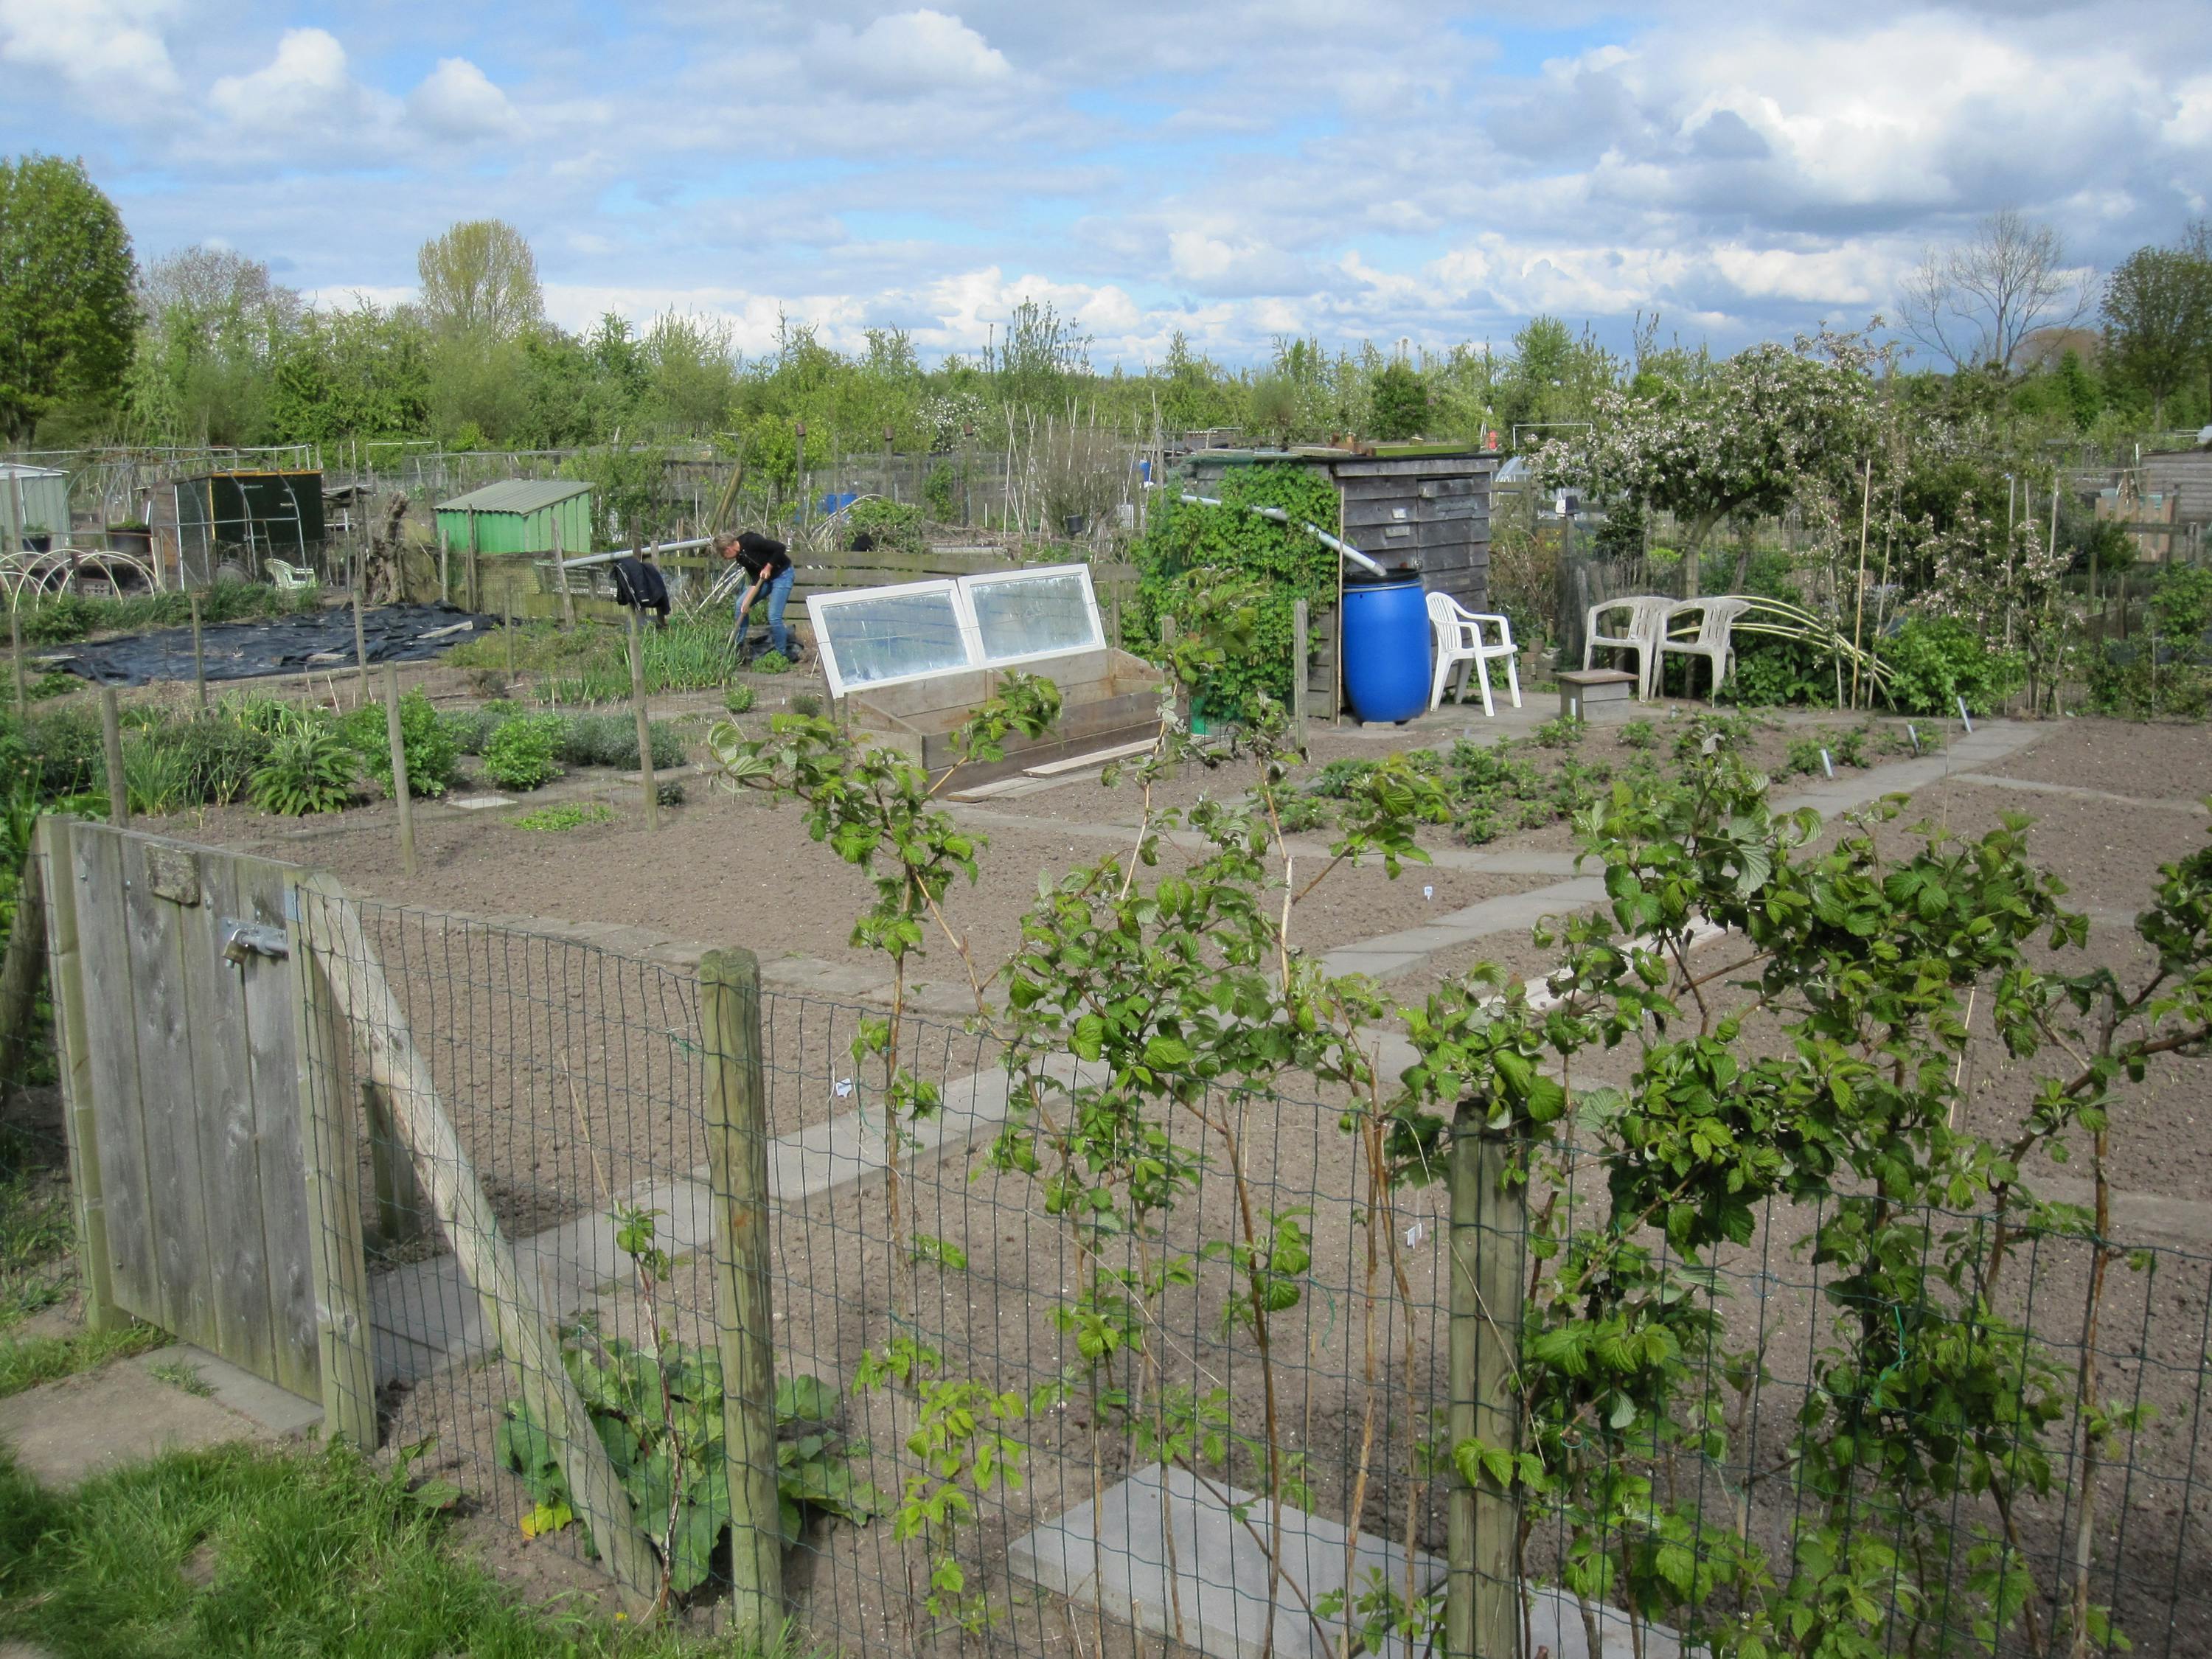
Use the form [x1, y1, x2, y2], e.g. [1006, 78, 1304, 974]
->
[175, 849, 279, 1385]
[118, 835, 220, 1353]
[1332, 459, 1497, 479]
[72, 827, 163, 1327]
[239, 854, 326, 1399]
[38, 819, 122, 1332]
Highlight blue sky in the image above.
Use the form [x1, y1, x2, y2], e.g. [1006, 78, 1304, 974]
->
[4, 0, 2209, 366]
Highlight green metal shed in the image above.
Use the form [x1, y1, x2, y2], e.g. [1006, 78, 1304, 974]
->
[434, 479, 594, 557]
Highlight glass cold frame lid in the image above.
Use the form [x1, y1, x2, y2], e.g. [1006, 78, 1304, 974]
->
[813, 586, 969, 686]
[969, 569, 1096, 663]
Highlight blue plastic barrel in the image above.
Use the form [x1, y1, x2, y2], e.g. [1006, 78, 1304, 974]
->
[1340, 575, 1430, 724]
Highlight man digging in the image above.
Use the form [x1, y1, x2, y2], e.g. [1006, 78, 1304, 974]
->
[719, 530, 800, 664]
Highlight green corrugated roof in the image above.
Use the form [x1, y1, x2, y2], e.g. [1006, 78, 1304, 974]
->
[436, 479, 592, 514]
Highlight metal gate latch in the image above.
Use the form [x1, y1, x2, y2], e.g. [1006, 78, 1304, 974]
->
[221, 921, 290, 966]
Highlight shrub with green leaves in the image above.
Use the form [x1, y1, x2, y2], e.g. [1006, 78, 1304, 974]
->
[1878, 615, 2023, 716]
[341, 690, 458, 799]
[724, 684, 756, 714]
[750, 650, 792, 675]
[498, 1336, 878, 1596]
[481, 713, 564, 790]
[248, 715, 358, 815]
[556, 712, 685, 771]
[843, 495, 926, 557]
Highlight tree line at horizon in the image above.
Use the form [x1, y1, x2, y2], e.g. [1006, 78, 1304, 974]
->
[4, 153, 2212, 485]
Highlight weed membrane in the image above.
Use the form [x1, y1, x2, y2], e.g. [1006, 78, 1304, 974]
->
[47, 603, 497, 687]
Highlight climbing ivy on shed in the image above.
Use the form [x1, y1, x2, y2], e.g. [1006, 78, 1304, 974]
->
[1132, 463, 1341, 718]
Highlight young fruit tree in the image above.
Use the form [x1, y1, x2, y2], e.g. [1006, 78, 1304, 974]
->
[1537, 330, 1879, 596]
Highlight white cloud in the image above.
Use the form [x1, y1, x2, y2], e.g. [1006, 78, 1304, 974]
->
[819, 10, 1012, 97]
[0, 0, 178, 105]
[407, 58, 521, 142]
[209, 28, 394, 144]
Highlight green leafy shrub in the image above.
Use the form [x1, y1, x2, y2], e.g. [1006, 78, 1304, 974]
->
[790, 692, 821, 718]
[481, 713, 564, 790]
[554, 713, 685, 771]
[723, 684, 756, 714]
[1531, 714, 1585, 749]
[1134, 464, 1340, 717]
[1878, 616, 2023, 716]
[21, 709, 102, 800]
[1616, 719, 1657, 750]
[1669, 709, 1763, 761]
[341, 690, 458, 799]
[498, 1335, 878, 1595]
[750, 650, 792, 676]
[1720, 630, 1836, 707]
[248, 716, 358, 815]
[2087, 568, 2212, 720]
[844, 495, 927, 557]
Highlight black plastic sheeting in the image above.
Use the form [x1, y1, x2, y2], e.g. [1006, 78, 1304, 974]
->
[47, 604, 501, 687]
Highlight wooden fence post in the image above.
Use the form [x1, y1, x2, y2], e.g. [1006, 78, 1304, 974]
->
[699, 947, 784, 1635]
[287, 888, 379, 1452]
[9, 607, 23, 714]
[298, 877, 661, 1613]
[382, 664, 417, 878]
[35, 817, 125, 1332]
[1291, 597, 1310, 748]
[352, 564, 370, 708]
[1446, 1110, 1523, 1659]
[189, 591, 207, 709]
[466, 512, 481, 613]
[626, 607, 659, 832]
[99, 688, 128, 827]
[554, 521, 575, 627]
[503, 583, 515, 684]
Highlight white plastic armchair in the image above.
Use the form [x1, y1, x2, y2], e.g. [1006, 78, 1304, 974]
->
[1582, 595, 1670, 699]
[264, 557, 319, 593]
[1426, 591, 1521, 717]
[1657, 597, 1750, 703]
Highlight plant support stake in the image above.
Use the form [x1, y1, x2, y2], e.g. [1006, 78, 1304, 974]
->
[383, 663, 417, 877]
[627, 607, 659, 832]
[1447, 1112, 1523, 1659]
[188, 591, 207, 708]
[100, 688, 128, 827]
[8, 607, 23, 714]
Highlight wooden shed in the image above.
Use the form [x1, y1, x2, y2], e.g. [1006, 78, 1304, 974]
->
[1175, 442, 1500, 707]
[434, 479, 594, 559]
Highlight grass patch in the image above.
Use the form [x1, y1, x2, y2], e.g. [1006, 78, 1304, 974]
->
[0, 1323, 167, 1399]
[0, 1439, 791, 1656]
[514, 802, 618, 833]
[147, 1357, 212, 1397]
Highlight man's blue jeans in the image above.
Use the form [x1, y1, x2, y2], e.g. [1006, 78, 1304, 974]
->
[738, 566, 796, 656]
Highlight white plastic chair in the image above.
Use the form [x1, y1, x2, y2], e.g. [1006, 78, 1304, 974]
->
[1656, 597, 1750, 702]
[1426, 591, 1521, 716]
[264, 558, 319, 593]
[1583, 595, 1671, 699]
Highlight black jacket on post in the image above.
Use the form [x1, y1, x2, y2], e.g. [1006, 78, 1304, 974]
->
[609, 557, 669, 611]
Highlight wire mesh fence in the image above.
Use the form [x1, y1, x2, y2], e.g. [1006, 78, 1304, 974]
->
[274, 891, 2212, 1658]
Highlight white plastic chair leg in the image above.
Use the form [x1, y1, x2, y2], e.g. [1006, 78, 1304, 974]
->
[1504, 653, 1522, 709]
[1430, 651, 1450, 712]
[1474, 655, 1496, 717]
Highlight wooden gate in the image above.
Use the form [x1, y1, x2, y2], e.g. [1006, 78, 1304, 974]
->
[40, 817, 374, 1443]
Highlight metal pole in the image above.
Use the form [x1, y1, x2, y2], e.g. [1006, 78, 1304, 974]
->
[99, 688, 128, 827]
[698, 947, 784, 1635]
[383, 663, 417, 878]
[188, 591, 206, 709]
[1446, 1113, 1523, 1659]
[627, 606, 659, 833]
